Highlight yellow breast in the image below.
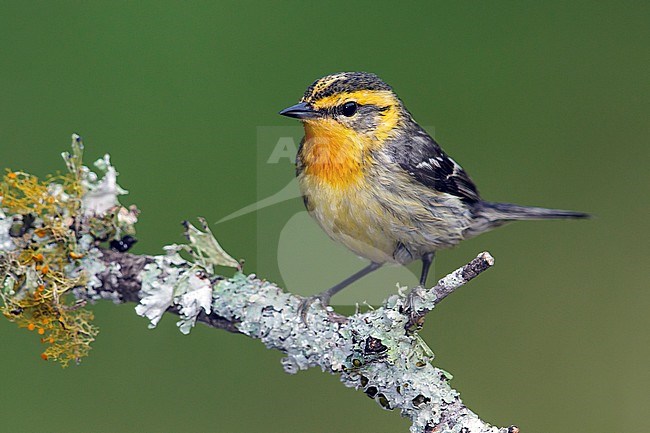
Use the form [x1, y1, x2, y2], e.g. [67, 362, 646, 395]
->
[299, 171, 398, 263]
[297, 128, 397, 263]
[301, 119, 367, 190]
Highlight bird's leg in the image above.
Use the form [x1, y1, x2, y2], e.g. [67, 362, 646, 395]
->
[320, 261, 383, 301]
[298, 262, 382, 321]
[405, 252, 437, 331]
[419, 252, 436, 287]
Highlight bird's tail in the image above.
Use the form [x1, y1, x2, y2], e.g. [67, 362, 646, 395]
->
[478, 201, 590, 222]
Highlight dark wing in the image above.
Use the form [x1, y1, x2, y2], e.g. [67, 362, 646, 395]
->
[387, 126, 480, 203]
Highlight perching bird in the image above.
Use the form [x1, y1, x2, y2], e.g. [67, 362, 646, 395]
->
[279, 72, 588, 307]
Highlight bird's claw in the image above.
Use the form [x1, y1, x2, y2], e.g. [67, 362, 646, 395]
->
[297, 294, 331, 324]
[404, 285, 426, 332]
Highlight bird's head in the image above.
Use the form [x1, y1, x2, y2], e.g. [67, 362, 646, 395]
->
[280, 72, 408, 144]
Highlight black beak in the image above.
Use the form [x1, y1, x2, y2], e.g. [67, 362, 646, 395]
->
[279, 102, 320, 120]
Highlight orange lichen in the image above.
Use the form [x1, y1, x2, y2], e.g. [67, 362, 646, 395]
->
[3, 290, 98, 367]
[1, 164, 99, 367]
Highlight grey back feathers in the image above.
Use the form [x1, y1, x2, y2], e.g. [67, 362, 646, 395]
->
[384, 124, 482, 204]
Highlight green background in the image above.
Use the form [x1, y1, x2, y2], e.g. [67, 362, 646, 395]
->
[1, 1, 648, 432]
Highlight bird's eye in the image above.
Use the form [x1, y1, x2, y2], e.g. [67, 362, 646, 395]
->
[341, 101, 358, 117]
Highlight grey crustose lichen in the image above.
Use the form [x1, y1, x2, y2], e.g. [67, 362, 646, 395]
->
[93, 242, 510, 433]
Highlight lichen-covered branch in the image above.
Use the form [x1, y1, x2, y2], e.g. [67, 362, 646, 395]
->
[96, 250, 242, 334]
[0, 136, 519, 433]
[94, 247, 508, 433]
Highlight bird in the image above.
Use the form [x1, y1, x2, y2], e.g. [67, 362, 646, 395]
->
[279, 71, 588, 310]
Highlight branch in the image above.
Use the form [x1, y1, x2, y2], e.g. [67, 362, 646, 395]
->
[96, 249, 242, 334]
[92, 248, 511, 433]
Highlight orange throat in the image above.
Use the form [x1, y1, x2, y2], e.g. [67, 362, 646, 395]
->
[301, 121, 367, 189]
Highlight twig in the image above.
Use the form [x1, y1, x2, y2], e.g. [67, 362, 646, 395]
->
[405, 252, 495, 331]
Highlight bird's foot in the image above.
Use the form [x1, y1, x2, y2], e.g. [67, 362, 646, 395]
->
[297, 292, 332, 324]
[405, 285, 427, 332]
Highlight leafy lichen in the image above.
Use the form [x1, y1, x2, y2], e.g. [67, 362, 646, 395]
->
[135, 220, 239, 334]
